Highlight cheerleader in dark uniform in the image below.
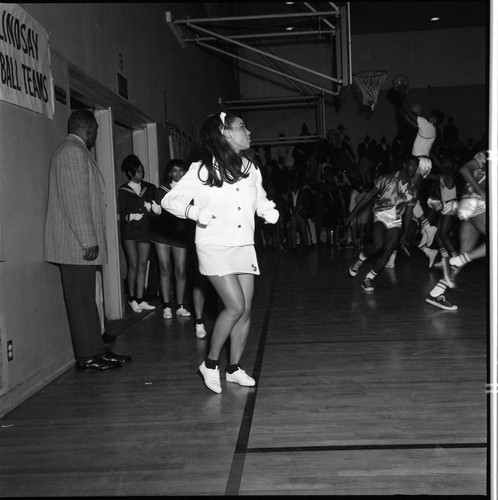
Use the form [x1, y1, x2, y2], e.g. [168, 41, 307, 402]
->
[150, 159, 195, 321]
[119, 154, 156, 313]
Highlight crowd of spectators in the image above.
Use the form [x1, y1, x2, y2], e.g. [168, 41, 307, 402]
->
[252, 119, 486, 251]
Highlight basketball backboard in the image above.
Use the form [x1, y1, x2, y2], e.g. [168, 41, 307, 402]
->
[166, 2, 352, 96]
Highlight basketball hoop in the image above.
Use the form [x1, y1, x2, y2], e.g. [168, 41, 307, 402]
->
[353, 70, 387, 110]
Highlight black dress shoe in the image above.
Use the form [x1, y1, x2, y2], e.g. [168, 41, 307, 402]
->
[101, 332, 117, 344]
[101, 350, 132, 365]
[75, 357, 122, 371]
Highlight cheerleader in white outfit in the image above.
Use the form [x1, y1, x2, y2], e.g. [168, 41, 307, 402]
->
[161, 112, 279, 393]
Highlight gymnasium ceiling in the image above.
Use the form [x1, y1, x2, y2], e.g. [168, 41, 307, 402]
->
[228, 1, 488, 35]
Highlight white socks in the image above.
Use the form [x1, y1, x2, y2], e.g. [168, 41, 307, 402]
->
[449, 253, 470, 268]
[365, 270, 377, 280]
[430, 279, 448, 297]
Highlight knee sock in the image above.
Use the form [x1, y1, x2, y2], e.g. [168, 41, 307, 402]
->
[430, 279, 448, 297]
[450, 253, 470, 268]
[439, 247, 449, 259]
[421, 245, 435, 257]
[387, 250, 397, 264]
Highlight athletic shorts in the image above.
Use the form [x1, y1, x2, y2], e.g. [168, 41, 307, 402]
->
[373, 211, 402, 229]
[426, 198, 443, 212]
[427, 198, 458, 216]
[457, 197, 486, 221]
[415, 156, 432, 179]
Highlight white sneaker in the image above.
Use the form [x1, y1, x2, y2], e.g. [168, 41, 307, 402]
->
[129, 300, 142, 313]
[419, 224, 437, 248]
[427, 248, 439, 268]
[419, 230, 428, 248]
[137, 301, 155, 310]
[162, 307, 172, 319]
[195, 323, 207, 339]
[199, 361, 221, 393]
[226, 367, 255, 387]
[361, 277, 374, 292]
[425, 294, 458, 311]
[349, 259, 363, 277]
[176, 306, 191, 317]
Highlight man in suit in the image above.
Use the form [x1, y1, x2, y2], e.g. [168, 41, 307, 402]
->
[44, 109, 131, 370]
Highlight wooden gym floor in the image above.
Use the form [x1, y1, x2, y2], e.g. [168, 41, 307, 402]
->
[0, 246, 488, 496]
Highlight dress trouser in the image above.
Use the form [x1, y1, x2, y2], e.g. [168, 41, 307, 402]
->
[59, 264, 105, 360]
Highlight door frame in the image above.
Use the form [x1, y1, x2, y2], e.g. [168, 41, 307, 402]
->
[69, 65, 158, 320]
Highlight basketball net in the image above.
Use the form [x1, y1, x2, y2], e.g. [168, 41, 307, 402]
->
[353, 70, 387, 110]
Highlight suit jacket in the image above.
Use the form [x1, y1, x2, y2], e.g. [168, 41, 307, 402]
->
[44, 134, 108, 265]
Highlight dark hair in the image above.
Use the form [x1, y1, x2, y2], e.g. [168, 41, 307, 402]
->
[393, 154, 417, 172]
[121, 154, 143, 179]
[405, 154, 419, 169]
[68, 109, 96, 134]
[192, 112, 250, 187]
[164, 158, 187, 183]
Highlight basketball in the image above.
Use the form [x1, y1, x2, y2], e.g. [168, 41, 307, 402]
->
[392, 74, 410, 90]
[410, 102, 422, 114]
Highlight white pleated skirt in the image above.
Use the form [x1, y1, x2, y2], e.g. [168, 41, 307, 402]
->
[196, 244, 260, 276]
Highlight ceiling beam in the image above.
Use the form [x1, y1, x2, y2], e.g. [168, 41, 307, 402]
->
[173, 10, 339, 25]
[183, 29, 336, 43]
[183, 22, 343, 86]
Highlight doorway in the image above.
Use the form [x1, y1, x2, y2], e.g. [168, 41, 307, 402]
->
[69, 68, 158, 320]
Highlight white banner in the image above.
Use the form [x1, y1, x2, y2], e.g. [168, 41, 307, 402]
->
[0, 3, 54, 119]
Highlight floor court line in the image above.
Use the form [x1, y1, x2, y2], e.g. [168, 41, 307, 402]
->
[245, 442, 488, 454]
[225, 253, 281, 495]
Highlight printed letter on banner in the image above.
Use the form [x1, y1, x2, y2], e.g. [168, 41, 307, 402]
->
[0, 3, 54, 119]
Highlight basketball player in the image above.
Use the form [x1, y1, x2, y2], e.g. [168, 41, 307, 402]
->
[425, 149, 487, 310]
[387, 77, 444, 268]
[347, 155, 417, 292]
[425, 150, 459, 274]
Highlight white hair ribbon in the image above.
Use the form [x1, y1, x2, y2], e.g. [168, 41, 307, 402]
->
[219, 111, 226, 132]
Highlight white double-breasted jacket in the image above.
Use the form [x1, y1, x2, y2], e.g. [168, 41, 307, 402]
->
[161, 159, 275, 247]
